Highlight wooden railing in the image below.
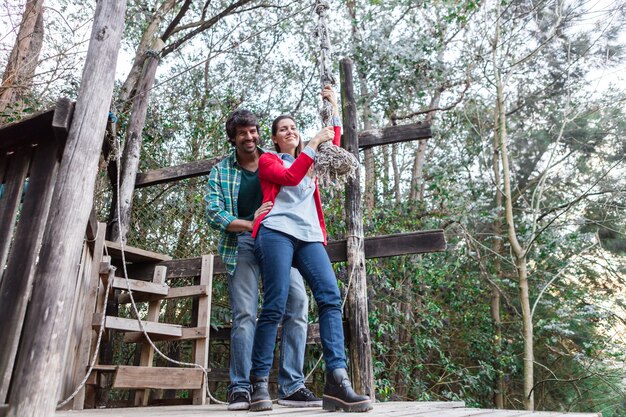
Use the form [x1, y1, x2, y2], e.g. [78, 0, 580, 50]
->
[0, 99, 74, 404]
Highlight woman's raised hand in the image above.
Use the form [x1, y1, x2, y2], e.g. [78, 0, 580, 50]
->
[321, 85, 339, 116]
[309, 126, 335, 150]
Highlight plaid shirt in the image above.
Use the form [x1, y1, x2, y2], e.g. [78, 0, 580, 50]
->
[204, 147, 266, 275]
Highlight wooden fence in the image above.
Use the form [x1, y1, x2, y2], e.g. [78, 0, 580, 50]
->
[0, 99, 104, 410]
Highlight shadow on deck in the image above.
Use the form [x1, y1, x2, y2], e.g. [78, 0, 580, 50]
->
[55, 401, 600, 417]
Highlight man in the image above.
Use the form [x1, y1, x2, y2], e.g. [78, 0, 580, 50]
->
[205, 109, 321, 410]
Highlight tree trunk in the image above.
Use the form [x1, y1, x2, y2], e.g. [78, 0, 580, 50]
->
[382, 145, 390, 198]
[494, 56, 534, 410]
[361, 105, 374, 211]
[0, 0, 44, 116]
[391, 143, 400, 206]
[5, 2, 126, 415]
[109, 39, 164, 243]
[491, 91, 505, 409]
[119, 0, 177, 104]
[408, 86, 441, 202]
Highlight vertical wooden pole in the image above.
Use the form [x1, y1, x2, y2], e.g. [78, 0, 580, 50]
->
[192, 254, 213, 405]
[70, 223, 107, 410]
[5, 2, 127, 416]
[340, 58, 374, 400]
[134, 266, 167, 406]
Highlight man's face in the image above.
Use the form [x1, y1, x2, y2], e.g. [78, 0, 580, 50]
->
[233, 125, 260, 155]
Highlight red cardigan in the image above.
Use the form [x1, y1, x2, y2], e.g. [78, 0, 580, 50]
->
[252, 126, 341, 244]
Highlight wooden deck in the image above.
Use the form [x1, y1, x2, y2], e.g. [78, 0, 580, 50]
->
[55, 401, 600, 417]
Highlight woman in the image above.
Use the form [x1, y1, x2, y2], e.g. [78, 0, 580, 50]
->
[248, 86, 372, 413]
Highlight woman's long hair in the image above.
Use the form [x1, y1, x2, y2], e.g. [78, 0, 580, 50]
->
[271, 115, 303, 158]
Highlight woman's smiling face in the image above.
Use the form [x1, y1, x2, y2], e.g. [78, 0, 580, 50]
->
[272, 118, 300, 155]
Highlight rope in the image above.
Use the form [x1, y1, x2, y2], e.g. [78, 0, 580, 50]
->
[312, 0, 358, 188]
[304, 0, 364, 385]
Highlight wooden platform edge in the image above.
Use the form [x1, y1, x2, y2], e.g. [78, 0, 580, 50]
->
[104, 240, 172, 262]
[53, 400, 605, 417]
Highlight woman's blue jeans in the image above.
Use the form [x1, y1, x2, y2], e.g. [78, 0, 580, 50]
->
[251, 226, 347, 377]
[228, 232, 308, 398]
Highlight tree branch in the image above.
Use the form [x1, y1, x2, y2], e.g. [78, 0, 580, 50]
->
[161, 0, 193, 42]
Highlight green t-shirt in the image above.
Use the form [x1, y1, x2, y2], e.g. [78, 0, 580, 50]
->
[237, 168, 262, 221]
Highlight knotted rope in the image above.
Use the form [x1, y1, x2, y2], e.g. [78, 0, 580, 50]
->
[313, 0, 358, 187]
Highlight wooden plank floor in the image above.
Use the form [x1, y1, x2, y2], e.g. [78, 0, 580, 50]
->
[55, 401, 600, 417]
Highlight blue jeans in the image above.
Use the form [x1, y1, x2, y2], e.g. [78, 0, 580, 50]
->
[251, 226, 347, 377]
[228, 232, 308, 398]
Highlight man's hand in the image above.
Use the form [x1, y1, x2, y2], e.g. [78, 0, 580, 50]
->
[253, 201, 273, 224]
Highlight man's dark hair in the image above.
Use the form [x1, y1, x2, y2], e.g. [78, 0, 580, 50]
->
[225, 109, 260, 145]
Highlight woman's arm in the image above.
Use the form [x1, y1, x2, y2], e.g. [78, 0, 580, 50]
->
[322, 85, 342, 146]
[258, 127, 335, 186]
[258, 152, 314, 186]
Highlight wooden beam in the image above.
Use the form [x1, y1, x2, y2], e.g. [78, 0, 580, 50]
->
[85, 207, 98, 243]
[0, 149, 30, 288]
[133, 124, 430, 188]
[92, 314, 182, 337]
[109, 277, 169, 296]
[104, 240, 172, 262]
[124, 230, 446, 281]
[192, 254, 212, 404]
[113, 366, 203, 390]
[135, 156, 225, 188]
[326, 230, 447, 262]
[123, 326, 209, 343]
[51, 98, 74, 144]
[0, 98, 74, 155]
[4, 3, 127, 414]
[117, 284, 210, 304]
[358, 122, 431, 148]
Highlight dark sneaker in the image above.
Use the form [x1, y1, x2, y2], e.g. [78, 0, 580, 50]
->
[278, 387, 323, 407]
[227, 391, 250, 411]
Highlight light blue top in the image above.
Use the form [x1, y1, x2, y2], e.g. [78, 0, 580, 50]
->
[261, 147, 324, 242]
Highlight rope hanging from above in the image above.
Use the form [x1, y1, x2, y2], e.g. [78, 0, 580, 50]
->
[313, 0, 358, 187]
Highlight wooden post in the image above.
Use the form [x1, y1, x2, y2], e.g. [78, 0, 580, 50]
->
[69, 223, 107, 410]
[192, 254, 214, 405]
[340, 58, 374, 400]
[5, 2, 127, 416]
[134, 266, 167, 406]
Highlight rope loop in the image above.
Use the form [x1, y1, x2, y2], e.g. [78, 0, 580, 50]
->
[314, 0, 330, 14]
